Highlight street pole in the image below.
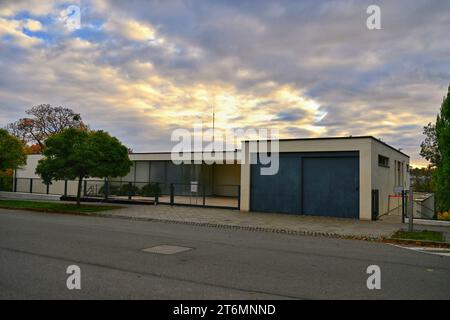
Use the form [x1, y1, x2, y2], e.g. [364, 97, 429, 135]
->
[408, 187, 414, 232]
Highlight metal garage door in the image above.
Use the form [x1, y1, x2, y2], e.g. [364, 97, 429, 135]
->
[250, 154, 301, 213]
[302, 156, 359, 218]
[250, 152, 359, 218]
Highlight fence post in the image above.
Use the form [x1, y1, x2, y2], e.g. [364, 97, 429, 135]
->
[237, 185, 241, 210]
[104, 179, 109, 201]
[170, 183, 174, 206]
[401, 190, 404, 223]
[64, 180, 68, 197]
[408, 187, 414, 232]
[29, 178, 33, 193]
[202, 184, 206, 206]
[128, 182, 132, 200]
[155, 183, 159, 204]
[83, 180, 87, 196]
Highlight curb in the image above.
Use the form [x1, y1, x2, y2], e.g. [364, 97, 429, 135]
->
[88, 212, 383, 242]
[383, 237, 450, 248]
[2, 206, 387, 242]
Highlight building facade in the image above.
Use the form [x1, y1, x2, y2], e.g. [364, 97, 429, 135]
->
[14, 136, 409, 220]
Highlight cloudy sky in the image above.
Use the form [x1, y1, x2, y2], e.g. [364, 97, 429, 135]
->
[1, 0, 449, 166]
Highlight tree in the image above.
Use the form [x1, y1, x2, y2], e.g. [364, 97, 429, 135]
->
[88, 130, 133, 179]
[36, 128, 132, 205]
[0, 128, 27, 172]
[420, 123, 440, 168]
[421, 86, 450, 212]
[410, 167, 435, 191]
[6, 104, 88, 152]
[434, 86, 450, 212]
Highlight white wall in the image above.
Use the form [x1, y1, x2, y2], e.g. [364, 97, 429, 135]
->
[371, 139, 410, 216]
[15, 154, 42, 178]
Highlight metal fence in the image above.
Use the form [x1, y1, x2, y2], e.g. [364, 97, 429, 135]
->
[400, 190, 450, 222]
[167, 183, 240, 209]
[4, 177, 240, 209]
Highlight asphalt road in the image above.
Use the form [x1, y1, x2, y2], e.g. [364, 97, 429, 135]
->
[0, 209, 449, 299]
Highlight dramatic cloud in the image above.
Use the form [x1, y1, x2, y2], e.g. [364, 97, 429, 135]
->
[1, 0, 449, 166]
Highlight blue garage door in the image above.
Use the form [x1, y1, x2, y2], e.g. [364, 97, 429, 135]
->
[302, 156, 359, 218]
[250, 152, 359, 218]
[250, 153, 301, 214]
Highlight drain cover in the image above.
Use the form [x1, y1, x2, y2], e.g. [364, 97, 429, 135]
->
[142, 245, 192, 255]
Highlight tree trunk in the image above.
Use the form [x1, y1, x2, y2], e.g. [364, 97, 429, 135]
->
[76, 176, 83, 206]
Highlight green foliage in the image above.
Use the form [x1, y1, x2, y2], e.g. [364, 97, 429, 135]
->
[88, 130, 132, 178]
[36, 128, 132, 204]
[140, 183, 162, 197]
[119, 183, 139, 196]
[434, 86, 450, 212]
[392, 230, 443, 242]
[410, 167, 435, 191]
[0, 128, 27, 171]
[36, 129, 92, 183]
[98, 184, 120, 196]
[420, 123, 440, 167]
[0, 199, 122, 213]
[420, 86, 450, 213]
[98, 183, 140, 196]
[0, 176, 13, 191]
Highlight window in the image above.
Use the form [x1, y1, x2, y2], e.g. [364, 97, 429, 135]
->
[378, 155, 389, 168]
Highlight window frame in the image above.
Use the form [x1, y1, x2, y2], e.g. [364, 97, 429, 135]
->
[378, 155, 390, 168]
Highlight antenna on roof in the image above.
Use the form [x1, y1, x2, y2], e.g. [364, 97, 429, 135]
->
[212, 98, 215, 152]
[213, 101, 216, 151]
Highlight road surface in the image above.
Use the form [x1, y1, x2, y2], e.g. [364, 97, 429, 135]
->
[0, 209, 449, 299]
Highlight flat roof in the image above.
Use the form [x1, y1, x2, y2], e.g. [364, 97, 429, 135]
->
[242, 136, 409, 158]
[131, 136, 409, 158]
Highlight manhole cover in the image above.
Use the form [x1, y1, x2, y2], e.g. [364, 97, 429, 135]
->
[142, 245, 192, 255]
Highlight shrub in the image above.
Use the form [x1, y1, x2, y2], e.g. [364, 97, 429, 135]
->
[437, 211, 450, 221]
[119, 183, 139, 196]
[0, 176, 13, 191]
[139, 183, 161, 197]
[98, 184, 120, 196]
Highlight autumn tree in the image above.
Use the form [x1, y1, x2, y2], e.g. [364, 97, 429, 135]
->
[6, 104, 88, 153]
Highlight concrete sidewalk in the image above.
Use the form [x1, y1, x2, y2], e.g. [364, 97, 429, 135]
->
[93, 204, 408, 240]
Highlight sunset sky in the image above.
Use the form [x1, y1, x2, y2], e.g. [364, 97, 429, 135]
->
[1, 0, 449, 167]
